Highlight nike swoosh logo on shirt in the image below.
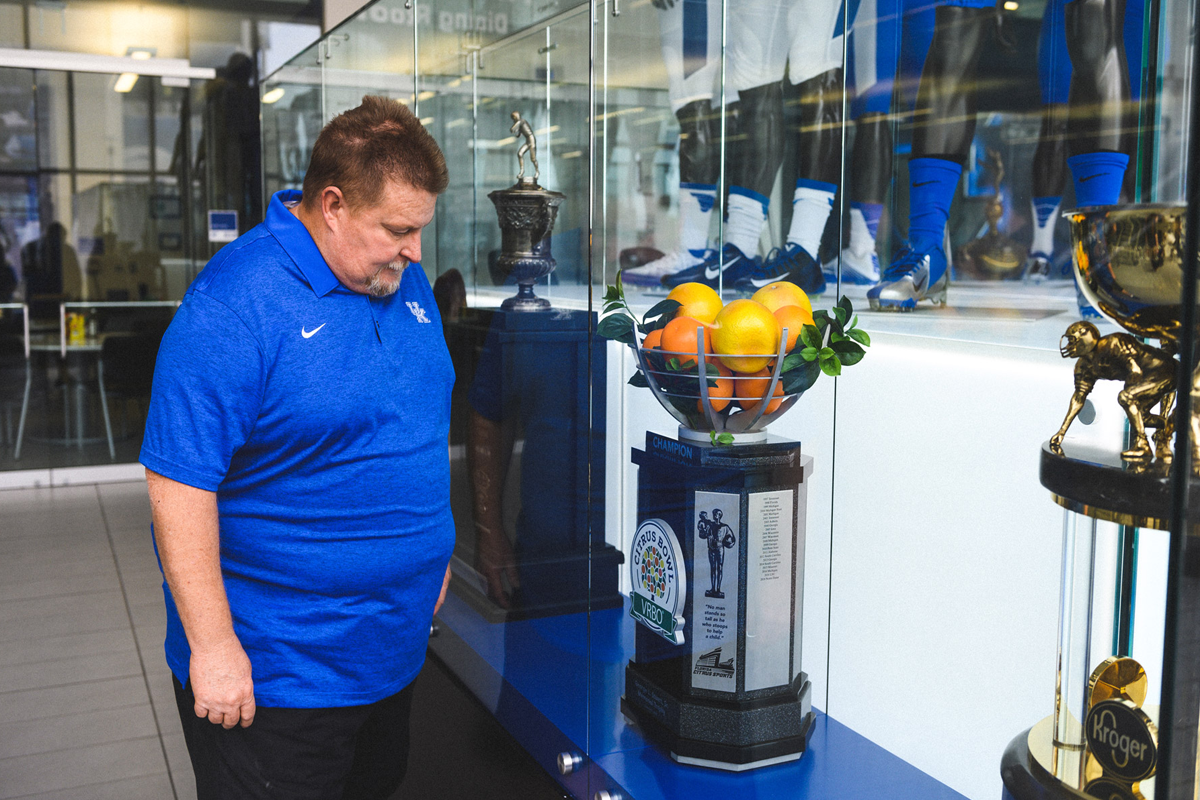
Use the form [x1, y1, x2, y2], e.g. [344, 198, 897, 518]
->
[301, 323, 327, 339]
[1079, 174, 1104, 182]
[912, 180, 937, 187]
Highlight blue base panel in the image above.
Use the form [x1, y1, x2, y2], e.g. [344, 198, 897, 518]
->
[432, 592, 967, 800]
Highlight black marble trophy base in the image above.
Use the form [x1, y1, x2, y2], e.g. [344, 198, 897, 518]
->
[1000, 728, 1090, 800]
[622, 666, 814, 770]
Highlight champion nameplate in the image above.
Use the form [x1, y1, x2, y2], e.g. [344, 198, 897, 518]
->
[646, 431, 702, 466]
[629, 518, 686, 644]
[1085, 699, 1158, 783]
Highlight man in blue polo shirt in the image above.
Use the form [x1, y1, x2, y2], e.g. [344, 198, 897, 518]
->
[141, 96, 454, 799]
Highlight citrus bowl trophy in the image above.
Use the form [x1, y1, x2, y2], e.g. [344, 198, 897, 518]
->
[598, 277, 869, 769]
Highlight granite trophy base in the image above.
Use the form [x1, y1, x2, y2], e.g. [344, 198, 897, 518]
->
[622, 431, 814, 770]
[447, 308, 623, 623]
[622, 668, 814, 770]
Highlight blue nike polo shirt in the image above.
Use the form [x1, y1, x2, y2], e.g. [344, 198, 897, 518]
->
[141, 189, 455, 707]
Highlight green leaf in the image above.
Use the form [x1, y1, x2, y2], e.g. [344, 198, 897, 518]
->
[829, 331, 846, 343]
[643, 298, 682, 323]
[604, 285, 620, 304]
[819, 354, 842, 376]
[716, 432, 734, 446]
[782, 359, 821, 394]
[831, 339, 865, 366]
[781, 353, 806, 371]
[710, 430, 719, 445]
[628, 371, 649, 388]
[615, 270, 625, 298]
[799, 324, 821, 350]
[799, 346, 819, 362]
[819, 346, 835, 360]
[850, 314, 859, 330]
[838, 294, 854, 320]
[603, 301, 624, 315]
[704, 363, 721, 376]
[666, 357, 682, 371]
[597, 313, 634, 340]
[832, 306, 849, 326]
[679, 359, 696, 371]
[847, 328, 871, 347]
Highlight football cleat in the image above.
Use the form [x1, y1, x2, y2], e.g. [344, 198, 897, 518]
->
[622, 248, 713, 287]
[822, 246, 880, 285]
[731, 242, 826, 295]
[867, 242, 949, 311]
[661, 243, 761, 289]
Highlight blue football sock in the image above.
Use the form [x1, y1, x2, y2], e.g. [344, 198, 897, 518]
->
[1067, 152, 1129, 207]
[907, 157, 963, 253]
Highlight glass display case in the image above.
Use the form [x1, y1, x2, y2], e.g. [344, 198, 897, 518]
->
[262, 0, 1200, 796]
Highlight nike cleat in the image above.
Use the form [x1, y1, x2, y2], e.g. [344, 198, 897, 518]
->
[1023, 252, 1053, 283]
[731, 243, 826, 295]
[661, 243, 761, 290]
[822, 246, 880, 286]
[622, 248, 713, 287]
[867, 243, 949, 311]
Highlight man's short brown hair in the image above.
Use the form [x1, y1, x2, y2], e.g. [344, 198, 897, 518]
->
[302, 95, 449, 209]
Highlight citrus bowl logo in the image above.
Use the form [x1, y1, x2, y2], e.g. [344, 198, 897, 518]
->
[629, 519, 686, 645]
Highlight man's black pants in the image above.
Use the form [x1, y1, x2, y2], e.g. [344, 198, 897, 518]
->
[173, 677, 415, 800]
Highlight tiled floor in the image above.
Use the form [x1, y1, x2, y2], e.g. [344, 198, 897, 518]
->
[0, 481, 195, 799]
[0, 482, 571, 800]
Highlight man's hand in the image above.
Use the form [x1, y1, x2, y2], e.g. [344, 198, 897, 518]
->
[190, 637, 256, 729]
[434, 564, 451, 615]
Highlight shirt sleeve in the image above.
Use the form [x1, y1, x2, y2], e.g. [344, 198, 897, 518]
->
[140, 290, 266, 491]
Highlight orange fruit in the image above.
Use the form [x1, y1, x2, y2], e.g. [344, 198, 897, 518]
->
[660, 316, 712, 357]
[774, 305, 814, 352]
[735, 368, 785, 415]
[711, 299, 781, 373]
[697, 363, 733, 413]
[666, 282, 723, 325]
[752, 281, 812, 316]
[743, 383, 785, 415]
[642, 329, 663, 350]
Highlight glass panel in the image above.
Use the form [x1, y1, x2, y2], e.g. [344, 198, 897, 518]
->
[253, 0, 1200, 794]
[35, 70, 70, 170]
[0, 67, 36, 172]
[73, 72, 153, 172]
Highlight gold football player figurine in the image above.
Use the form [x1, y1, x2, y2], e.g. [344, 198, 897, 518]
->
[1051, 321, 1176, 461]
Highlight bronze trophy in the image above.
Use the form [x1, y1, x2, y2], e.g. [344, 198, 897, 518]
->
[488, 111, 565, 312]
[1050, 205, 1198, 467]
[955, 148, 1027, 279]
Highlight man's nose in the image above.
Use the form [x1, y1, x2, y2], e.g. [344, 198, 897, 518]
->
[400, 233, 421, 265]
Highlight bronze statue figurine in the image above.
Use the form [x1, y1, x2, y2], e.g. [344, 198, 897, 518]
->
[510, 111, 539, 183]
[1050, 321, 1176, 462]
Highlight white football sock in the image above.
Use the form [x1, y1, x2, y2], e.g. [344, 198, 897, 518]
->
[679, 183, 716, 254]
[785, 179, 837, 258]
[1030, 196, 1062, 258]
[725, 188, 767, 256]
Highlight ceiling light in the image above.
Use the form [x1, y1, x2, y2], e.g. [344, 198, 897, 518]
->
[114, 73, 138, 93]
[262, 87, 285, 104]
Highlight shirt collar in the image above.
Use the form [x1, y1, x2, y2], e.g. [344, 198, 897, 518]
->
[265, 190, 341, 297]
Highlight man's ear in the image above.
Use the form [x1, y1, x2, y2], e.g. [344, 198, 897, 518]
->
[319, 186, 346, 230]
